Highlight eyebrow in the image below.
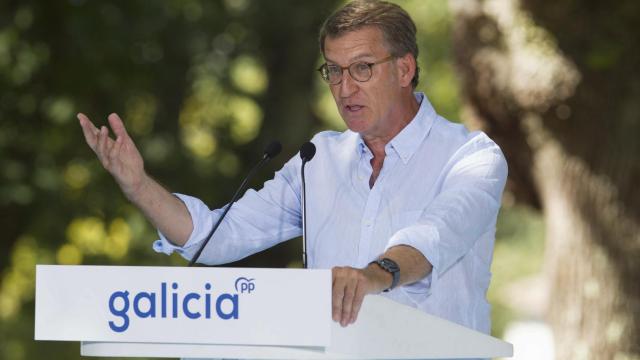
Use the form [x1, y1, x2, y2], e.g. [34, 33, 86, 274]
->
[325, 53, 376, 65]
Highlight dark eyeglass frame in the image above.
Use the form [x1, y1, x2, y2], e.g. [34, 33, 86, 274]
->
[317, 55, 395, 85]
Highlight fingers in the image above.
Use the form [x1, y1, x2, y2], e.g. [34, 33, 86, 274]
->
[96, 126, 107, 163]
[96, 125, 116, 168]
[77, 113, 99, 150]
[108, 113, 129, 141]
[350, 284, 366, 324]
[341, 282, 357, 326]
[80, 113, 122, 168]
[109, 135, 124, 163]
[332, 267, 368, 327]
[332, 268, 345, 324]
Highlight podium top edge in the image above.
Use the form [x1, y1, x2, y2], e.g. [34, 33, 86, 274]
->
[35, 264, 328, 272]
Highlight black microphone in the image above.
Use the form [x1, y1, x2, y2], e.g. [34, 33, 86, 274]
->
[300, 142, 316, 162]
[299, 141, 316, 269]
[188, 141, 282, 266]
[263, 141, 282, 160]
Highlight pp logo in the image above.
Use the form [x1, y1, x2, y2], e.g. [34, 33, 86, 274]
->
[235, 277, 255, 294]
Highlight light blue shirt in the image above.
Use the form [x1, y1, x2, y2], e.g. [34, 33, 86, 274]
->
[154, 93, 508, 334]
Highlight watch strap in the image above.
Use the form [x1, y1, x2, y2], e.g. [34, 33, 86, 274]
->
[370, 257, 400, 292]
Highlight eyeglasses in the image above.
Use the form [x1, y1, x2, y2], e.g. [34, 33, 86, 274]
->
[317, 56, 395, 85]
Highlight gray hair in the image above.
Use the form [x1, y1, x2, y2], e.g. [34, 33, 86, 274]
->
[319, 0, 420, 88]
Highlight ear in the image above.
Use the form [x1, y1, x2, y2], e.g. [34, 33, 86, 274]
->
[395, 53, 416, 88]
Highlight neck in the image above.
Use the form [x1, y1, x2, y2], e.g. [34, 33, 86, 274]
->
[363, 92, 420, 158]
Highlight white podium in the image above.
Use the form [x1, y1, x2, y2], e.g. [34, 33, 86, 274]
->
[35, 265, 513, 359]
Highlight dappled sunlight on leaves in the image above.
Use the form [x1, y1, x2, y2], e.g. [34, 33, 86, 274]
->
[1, 184, 33, 205]
[180, 60, 263, 155]
[404, 0, 449, 34]
[229, 96, 262, 144]
[13, 7, 34, 30]
[131, 41, 164, 64]
[0, 26, 49, 86]
[56, 244, 82, 265]
[16, 93, 37, 115]
[0, 236, 38, 320]
[125, 93, 157, 136]
[0, 288, 20, 320]
[182, 75, 225, 128]
[63, 162, 91, 190]
[66, 217, 107, 254]
[230, 55, 268, 95]
[216, 151, 240, 178]
[33, 165, 60, 191]
[421, 62, 461, 122]
[43, 96, 75, 125]
[179, 73, 224, 158]
[182, 125, 218, 158]
[64, 217, 132, 260]
[3, 159, 26, 181]
[224, 0, 250, 14]
[105, 218, 132, 260]
[140, 134, 173, 165]
[408, 0, 461, 122]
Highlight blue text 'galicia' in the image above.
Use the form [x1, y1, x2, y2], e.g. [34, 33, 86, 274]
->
[108, 281, 246, 332]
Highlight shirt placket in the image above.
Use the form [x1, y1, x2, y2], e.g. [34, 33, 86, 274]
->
[355, 148, 398, 267]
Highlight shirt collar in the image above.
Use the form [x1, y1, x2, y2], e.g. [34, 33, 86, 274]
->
[354, 92, 436, 164]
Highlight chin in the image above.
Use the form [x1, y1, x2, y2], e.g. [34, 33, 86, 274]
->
[345, 120, 370, 134]
[342, 115, 370, 133]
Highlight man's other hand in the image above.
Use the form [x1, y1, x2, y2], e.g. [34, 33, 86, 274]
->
[331, 264, 392, 327]
[78, 113, 147, 200]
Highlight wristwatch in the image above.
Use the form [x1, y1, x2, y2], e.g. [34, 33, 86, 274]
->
[370, 258, 400, 292]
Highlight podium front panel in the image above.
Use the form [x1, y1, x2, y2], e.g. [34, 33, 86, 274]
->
[35, 265, 331, 347]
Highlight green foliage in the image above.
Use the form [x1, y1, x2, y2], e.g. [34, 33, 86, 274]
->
[0, 1, 335, 358]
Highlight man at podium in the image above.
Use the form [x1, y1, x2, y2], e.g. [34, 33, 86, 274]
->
[78, 0, 507, 337]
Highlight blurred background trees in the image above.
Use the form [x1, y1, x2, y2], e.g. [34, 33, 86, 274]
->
[451, 0, 639, 358]
[0, 0, 636, 359]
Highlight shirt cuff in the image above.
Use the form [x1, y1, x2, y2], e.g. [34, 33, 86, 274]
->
[152, 193, 215, 260]
[385, 224, 440, 297]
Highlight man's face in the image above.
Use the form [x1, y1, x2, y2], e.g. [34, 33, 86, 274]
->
[323, 27, 405, 140]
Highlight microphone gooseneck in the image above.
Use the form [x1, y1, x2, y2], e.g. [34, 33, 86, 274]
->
[299, 141, 316, 269]
[188, 141, 282, 266]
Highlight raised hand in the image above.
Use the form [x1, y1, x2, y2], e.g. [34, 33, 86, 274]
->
[78, 113, 147, 199]
[77, 112, 194, 245]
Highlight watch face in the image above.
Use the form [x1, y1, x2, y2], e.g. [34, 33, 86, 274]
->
[380, 259, 399, 272]
[377, 258, 400, 292]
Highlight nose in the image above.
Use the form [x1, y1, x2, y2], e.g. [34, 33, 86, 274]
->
[338, 70, 358, 98]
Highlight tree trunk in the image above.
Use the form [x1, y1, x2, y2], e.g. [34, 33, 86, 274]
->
[449, 0, 640, 358]
[534, 136, 639, 358]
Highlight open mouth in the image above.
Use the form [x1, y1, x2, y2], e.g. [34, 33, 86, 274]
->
[345, 105, 364, 112]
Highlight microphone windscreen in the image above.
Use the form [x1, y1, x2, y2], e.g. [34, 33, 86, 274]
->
[300, 142, 316, 162]
[263, 141, 282, 159]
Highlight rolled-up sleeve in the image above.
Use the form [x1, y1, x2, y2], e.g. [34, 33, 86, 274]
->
[153, 156, 304, 264]
[152, 193, 220, 258]
[385, 134, 508, 295]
